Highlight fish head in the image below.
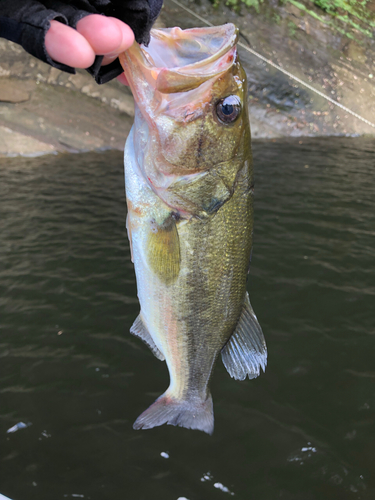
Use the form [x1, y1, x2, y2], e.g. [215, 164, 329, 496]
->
[120, 24, 251, 215]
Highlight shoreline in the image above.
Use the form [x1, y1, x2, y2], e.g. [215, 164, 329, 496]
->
[0, 0, 374, 157]
[2, 134, 372, 161]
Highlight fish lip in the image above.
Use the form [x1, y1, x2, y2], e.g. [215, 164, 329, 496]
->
[148, 24, 239, 71]
[119, 24, 239, 95]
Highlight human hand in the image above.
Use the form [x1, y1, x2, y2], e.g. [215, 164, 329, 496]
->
[45, 14, 134, 83]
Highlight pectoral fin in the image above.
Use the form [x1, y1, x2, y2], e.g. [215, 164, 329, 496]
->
[221, 292, 267, 380]
[130, 314, 165, 361]
[147, 215, 180, 285]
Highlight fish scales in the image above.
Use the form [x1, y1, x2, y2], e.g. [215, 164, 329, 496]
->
[120, 24, 267, 434]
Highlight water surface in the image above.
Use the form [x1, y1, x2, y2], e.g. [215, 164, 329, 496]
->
[0, 138, 374, 500]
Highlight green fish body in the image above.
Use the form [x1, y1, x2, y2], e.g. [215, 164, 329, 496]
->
[120, 24, 267, 434]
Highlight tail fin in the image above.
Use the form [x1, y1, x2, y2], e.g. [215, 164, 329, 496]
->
[133, 391, 214, 435]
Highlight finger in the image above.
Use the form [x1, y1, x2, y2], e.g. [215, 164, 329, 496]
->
[45, 20, 96, 68]
[101, 54, 118, 66]
[76, 15, 134, 56]
[107, 17, 135, 53]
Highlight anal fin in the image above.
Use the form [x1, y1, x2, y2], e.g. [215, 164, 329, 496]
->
[130, 314, 165, 361]
[221, 292, 267, 380]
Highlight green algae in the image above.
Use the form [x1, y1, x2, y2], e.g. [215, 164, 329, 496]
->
[312, 0, 375, 27]
[212, 0, 374, 40]
[225, 0, 263, 12]
[287, 0, 373, 40]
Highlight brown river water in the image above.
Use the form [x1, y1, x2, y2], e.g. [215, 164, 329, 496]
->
[0, 137, 374, 500]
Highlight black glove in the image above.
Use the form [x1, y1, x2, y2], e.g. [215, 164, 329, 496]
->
[0, 0, 163, 83]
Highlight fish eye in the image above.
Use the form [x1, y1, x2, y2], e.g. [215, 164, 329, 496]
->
[215, 95, 241, 124]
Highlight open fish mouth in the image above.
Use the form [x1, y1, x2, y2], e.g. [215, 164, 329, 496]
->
[119, 24, 239, 95]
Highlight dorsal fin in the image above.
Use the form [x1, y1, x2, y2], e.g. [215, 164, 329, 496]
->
[221, 292, 267, 380]
[130, 314, 165, 361]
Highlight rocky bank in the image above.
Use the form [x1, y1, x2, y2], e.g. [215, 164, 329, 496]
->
[0, 0, 374, 156]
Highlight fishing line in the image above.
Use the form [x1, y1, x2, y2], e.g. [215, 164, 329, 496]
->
[168, 0, 375, 130]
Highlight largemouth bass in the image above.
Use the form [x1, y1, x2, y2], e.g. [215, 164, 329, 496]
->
[119, 24, 267, 435]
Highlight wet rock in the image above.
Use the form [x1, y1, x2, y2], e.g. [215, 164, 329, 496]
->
[0, 76, 133, 156]
[160, 0, 374, 137]
[0, 42, 134, 156]
[0, 79, 30, 103]
[0, 125, 56, 156]
[345, 41, 367, 64]
[0, 0, 374, 156]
